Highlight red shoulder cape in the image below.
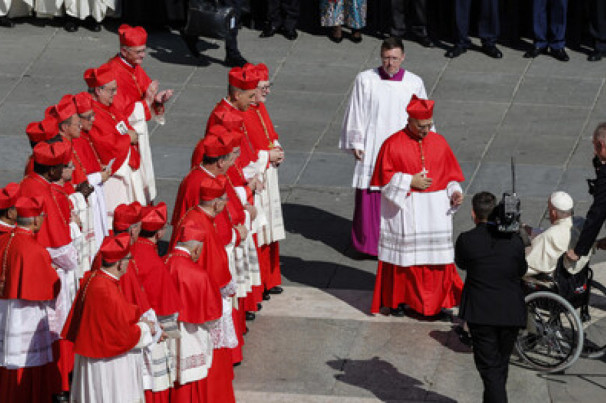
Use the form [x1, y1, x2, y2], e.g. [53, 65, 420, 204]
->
[108, 55, 153, 120]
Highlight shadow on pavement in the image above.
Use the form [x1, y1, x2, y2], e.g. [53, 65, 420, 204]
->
[429, 329, 473, 354]
[327, 356, 457, 402]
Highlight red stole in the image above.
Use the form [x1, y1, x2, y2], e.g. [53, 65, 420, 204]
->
[370, 129, 464, 192]
[19, 173, 72, 248]
[89, 100, 140, 172]
[165, 249, 222, 324]
[0, 227, 60, 300]
[243, 103, 280, 152]
[61, 270, 142, 359]
[130, 238, 181, 316]
[108, 55, 153, 120]
[171, 207, 231, 289]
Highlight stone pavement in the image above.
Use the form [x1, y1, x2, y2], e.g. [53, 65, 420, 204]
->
[2, 18, 606, 402]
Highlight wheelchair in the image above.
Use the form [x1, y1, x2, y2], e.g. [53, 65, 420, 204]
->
[515, 255, 593, 373]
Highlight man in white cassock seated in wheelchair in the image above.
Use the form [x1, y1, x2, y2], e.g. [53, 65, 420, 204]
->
[523, 191, 594, 321]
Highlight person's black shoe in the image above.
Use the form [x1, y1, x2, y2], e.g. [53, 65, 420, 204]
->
[245, 312, 256, 321]
[281, 27, 298, 40]
[445, 45, 466, 58]
[588, 49, 605, 62]
[260, 25, 279, 38]
[454, 325, 473, 347]
[523, 46, 547, 58]
[64, 19, 79, 33]
[329, 27, 343, 43]
[350, 30, 362, 44]
[88, 20, 101, 32]
[268, 286, 283, 294]
[482, 44, 503, 59]
[390, 307, 406, 317]
[550, 48, 569, 62]
[0, 16, 15, 28]
[257, 303, 262, 311]
[180, 31, 200, 58]
[417, 35, 433, 48]
[262, 291, 271, 301]
[225, 54, 248, 67]
[53, 392, 70, 402]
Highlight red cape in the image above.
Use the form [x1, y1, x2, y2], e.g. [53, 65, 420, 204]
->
[108, 55, 152, 120]
[370, 129, 464, 191]
[61, 270, 142, 359]
[89, 100, 140, 173]
[19, 173, 72, 248]
[170, 207, 231, 289]
[165, 249, 222, 324]
[130, 238, 181, 316]
[0, 227, 60, 301]
[243, 103, 280, 151]
[71, 135, 103, 185]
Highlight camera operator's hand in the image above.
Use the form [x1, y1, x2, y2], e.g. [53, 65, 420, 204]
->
[566, 249, 580, 262]
[411, 172, 432, 190]
[596, 238, 606, 250]
[450, 191, 463, 207]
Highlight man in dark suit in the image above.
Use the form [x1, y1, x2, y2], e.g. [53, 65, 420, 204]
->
[455, 191, 527, 403]
[446, 0, 502, 59]
[524, 0, 569, 62]
[588, 0, 606, 61]
[568, 123, 606, 260]
[390, 0, 433, 47]
[260, 0, 300, 40]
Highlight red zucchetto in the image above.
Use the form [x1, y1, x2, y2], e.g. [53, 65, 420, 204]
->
[0, 183, 19, 210]
[84, 64, 115, 88]
[100, 232, 131, 263]
[15, 196, 44, 217]
[118, 24, 148, 47]
[406, 95, 434, 120]
[113, 202, 143, 232]
[32, 140, 71, 166]
[140, 202, 167, 232]
[228, 66, 259, 90]
[199, 176, 227, 201]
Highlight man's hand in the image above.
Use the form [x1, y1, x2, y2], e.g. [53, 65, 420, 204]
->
[155, 89, 173, 104]
[269, 148, 284, 163]
[566, 249, 580, 262]
[450, 191, 464, 207]
[410, 172, 432, 190]
[244, 204, 257, 221]
[141, 318, 157, 336]
[353, 149, 364, 161]
[145, 80, 159, 106]
[101, 166, 111, 182]
[128, 130, 139, 144]
[76, 181, 94, 198]
[235, 224, 248, 241]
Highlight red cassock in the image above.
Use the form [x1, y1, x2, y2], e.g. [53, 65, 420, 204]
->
[170, 207, 231, 289]
[0, 222, 14, 236]
[130, 238, 181, 317]
[369, 129, 465, 316]
[107, 55, 153, 120]
[91, 251, 152, 313]
[89, 99, 140, 174]
[71, 135, 103, 185]
[19, 173, 71, 248]
[243, 102, 280, 152]
[165, 250, 222, 403]
[61, 270, 142, 358]
[0, 227, 61, 403]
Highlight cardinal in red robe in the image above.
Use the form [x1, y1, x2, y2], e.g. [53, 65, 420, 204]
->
[0, 183, 19, 236]
[370, 96, 465, 317]
[0, 196, 61, 403]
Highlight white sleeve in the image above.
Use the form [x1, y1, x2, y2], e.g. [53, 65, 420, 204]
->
[339, 74, 367, 152]
[234, 186, 247, 205]
[446, 181, 463, 198]
[135, 322, 155, 349]
[242, 150, 269, 179]
[86, 172, 103, 187]
[381, 173, 412, 208]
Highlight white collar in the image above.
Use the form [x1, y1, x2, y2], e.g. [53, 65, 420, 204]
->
[101, 268, 120, 280]
[174, 246, 191, 255]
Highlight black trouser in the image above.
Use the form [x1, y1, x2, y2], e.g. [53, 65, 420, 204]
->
[267, 0, 300, 31]
[589, 0, 606, 51]
[455, 0, 500, 47]
[224, 0, 243, 57]
[468, 323, 519, 403]
[390, 0, 428, 38]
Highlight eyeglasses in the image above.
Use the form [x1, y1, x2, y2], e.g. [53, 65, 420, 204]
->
[258, 83, 273, 91]
[79, 113, 95, 121]
[101, 86, 118, 95]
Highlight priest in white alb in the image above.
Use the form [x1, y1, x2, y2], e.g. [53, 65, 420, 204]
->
[370, 95, 464, 317]
[339, 37, 428, 257]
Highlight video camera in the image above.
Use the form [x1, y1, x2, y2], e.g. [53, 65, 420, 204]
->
[491, 157, 521, 233]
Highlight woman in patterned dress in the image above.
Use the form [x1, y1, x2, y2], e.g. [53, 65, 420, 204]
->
[320, 0, 367, 43]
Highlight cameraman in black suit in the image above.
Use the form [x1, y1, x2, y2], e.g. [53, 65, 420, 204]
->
[455, 191, 527, 403]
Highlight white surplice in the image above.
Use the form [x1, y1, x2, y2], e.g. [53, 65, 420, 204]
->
[104, 150, 145, 228]
[339, 68, 428, 190]
[69, 192, 96, 278]
[171, 321, 214, 385]
[378, 172, 462, 267]
[46, 243, 79, 341]
[64, 0, 116, 21]
[0, 299, 54, 369]
[128, 102, 156, 204]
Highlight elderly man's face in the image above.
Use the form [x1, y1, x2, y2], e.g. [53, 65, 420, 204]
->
[79, 111, 95, 132]
[63, 115, 82, 139]
[121, 45, 146, 66]
[234, 89, 256, 111]
[381, 48, 405, 76]
[96, 81, 118, 106]
[408, 117, 433, 139]
[254, 80, 271, 104]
